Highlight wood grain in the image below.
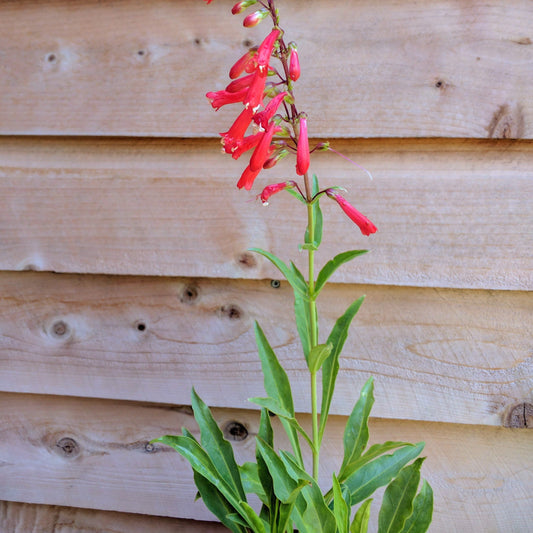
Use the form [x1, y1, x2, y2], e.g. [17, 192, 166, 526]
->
[1, 137, 531, 289]
[0, 271, 530, 426]
[0, 501, 226, 533]
[0, 393, 531, 532]
[0, 0, 532, 138]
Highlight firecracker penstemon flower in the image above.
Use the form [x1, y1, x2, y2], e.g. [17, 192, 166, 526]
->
[154, 2, 434, 532]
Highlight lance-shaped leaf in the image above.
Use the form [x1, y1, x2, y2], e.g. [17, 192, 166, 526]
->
[256, 409, 274, 511]
[238, 501, 268, 533]
[351, 499, 373, 533]
[319, 296, 365, 441]
[315, 250, 368, 296]
[378, 458, 425, 533]
[249, 248, 308, 297]
[344, 442, 425, 506]
[239, 462, 267, 503]
[399, 480, 434, 533]
[294, 286, 312, 362]
[256, 437, 309, 504]
[254, 322, 303, 465]
[332, 473, 350, 533]
[193, 470, 247, 533]
[191, 388, 246, 501]
[339, 377, 374, 476]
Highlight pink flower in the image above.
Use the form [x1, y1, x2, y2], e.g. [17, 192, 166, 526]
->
[249, 121, 280, 171]
[289, 48, 300, 81]
[326, 190, 377, 236]
[258, 180, 296, 205]
[253, 91, 287, 129]
[237, 164, 261, 190]
[295, 116, 309, 175]
[206, 88, 247, 110]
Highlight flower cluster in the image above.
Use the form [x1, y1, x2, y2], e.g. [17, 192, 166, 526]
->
[204, 0, 377, 236]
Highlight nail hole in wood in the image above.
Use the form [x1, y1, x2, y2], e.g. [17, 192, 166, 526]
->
[224, 421, 248, 441]
[144, 442, 156, 453]
[51, 320, 69, 338]
[270, 279, 281, 289]
[194, 38, 201, 46]
[136, 322, 146, 332]
[137, 49, 145, 56]
[180, 285, 199, 304]
[47, 53, 56, 62]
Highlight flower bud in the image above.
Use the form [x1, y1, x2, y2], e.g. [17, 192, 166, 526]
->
[229, 48, 257, 79]
[259, 180, 297, 205]
[232, 0, 257, 15]
[262, 149, 289, 169]
[243, 8, 269, 27]
[289, 47, 300, 81]
[295, 116, 310, 176]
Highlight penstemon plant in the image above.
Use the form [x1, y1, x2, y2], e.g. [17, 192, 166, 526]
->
[153, 1, 434, 532]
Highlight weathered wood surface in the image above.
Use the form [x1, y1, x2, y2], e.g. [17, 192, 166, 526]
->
[1, 137, 531, 289]
[0, 501, 226, 533]
[0, 0, 532, 138]
[1, 271, 531, 426]
[1, 393, 531, 532]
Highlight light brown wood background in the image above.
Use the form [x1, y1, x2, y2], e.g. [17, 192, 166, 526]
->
[1, 1, 532, 532]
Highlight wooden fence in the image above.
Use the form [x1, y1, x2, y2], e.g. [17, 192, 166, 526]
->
[1, 1, 532, 531]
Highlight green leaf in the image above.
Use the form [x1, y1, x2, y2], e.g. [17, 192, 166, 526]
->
[343, 442, 426, 506]
[191, 388, 246, 501]
[332, 473, 350, 533]
[308, 343, 333, 373]
[254, 322, 303, 466]
[239, 462, 266, 502]
[249, 397, 314, 451]
[249, 248, 308, 297]
[399, 480, 434, 533]
[351, 499, 373, 533]
[319, 296, 365, 441]
[304, 174, 323, 249]
[378, 458, 425, 533]
[339, 377, 374, 476]
[315, 250, 368, 296]
[193, 471, 247, 533]
[238, 500, 268, 533]
[294, 287, 312, 362]
[256, 438, 308, 504]
[256, 409, 274, 512]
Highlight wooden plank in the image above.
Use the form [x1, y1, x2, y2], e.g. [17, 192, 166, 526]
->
[1, 137, 531, 289]
[0, 393, 531, 532]
[0, 0, 532, 138]
[0, 501, 226, 533]
[0, 271, 530, 427]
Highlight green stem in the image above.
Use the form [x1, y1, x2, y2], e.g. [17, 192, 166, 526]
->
[306, 195, 320, 480]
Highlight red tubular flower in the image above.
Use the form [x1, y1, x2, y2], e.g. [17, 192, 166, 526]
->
[289, 48, 300, 81]
[225, 73, 255, 93]
[230, 132, 263, 159]
[326, 190, 377, 236]
[229, 49, 257, 79]
[259, 180, 296, 205]
[237, 164, 261, 190]
[295, 116, 310, 175]
[253, 91, 287, 129]
[249, 121, 280, 171]
[244, 70, 267, 110]
[206, 88, 247, 110]
[256, 29, 280, 74]
[220, 107, 255, 153]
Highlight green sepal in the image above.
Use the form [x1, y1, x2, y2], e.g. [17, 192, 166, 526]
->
[308, 343, 333, 373]
[351, 499, 373, 533]
[304, 174, 323, 249]
[399, 479, 434, 533]
[378, 458, 425, 533]
[319, 296, 365, 441]
[191, 388, 246, 501]
[315, 250, 368, 296]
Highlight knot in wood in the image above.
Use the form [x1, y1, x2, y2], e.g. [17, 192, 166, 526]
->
[180, 285, 199, 304]
[56, 437, 80, 458]
[223, 421, 249, 442]
[51, 320, 70, 339]
[504, 403, 533, 428]
[237, 252, 257, 269]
